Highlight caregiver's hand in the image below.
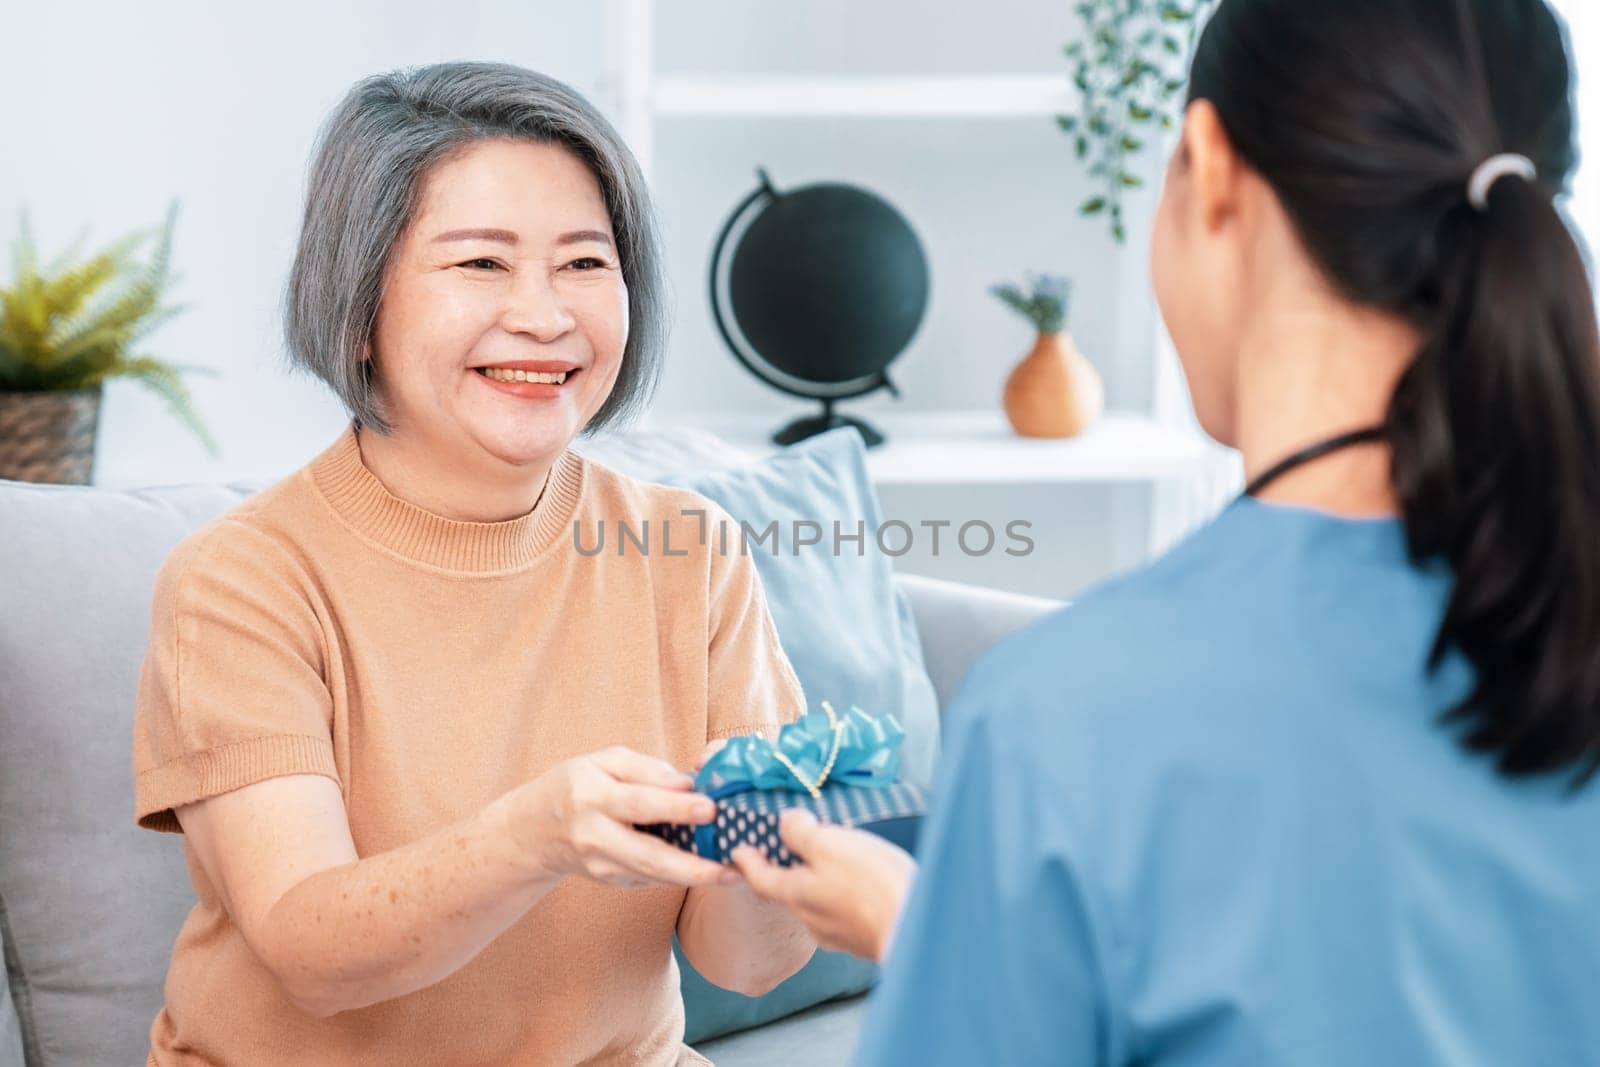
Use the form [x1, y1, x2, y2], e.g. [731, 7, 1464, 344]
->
[729, 810, 917, 963]
[498, 746, 737, 891]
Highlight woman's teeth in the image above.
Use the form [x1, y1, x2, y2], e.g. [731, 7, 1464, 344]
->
[478, 367, 568, 384]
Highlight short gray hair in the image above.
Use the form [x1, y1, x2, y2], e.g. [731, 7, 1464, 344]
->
[282, 61, 668, 436]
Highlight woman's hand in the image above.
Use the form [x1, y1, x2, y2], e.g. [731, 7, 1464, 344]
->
[729, 810, 917, 963]
[498, 746, 737, 890]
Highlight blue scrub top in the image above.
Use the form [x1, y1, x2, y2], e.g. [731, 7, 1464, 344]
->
[855, 496, 1600, 1066]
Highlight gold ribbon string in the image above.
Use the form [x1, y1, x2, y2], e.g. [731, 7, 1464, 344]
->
[769, 700, 847, 800]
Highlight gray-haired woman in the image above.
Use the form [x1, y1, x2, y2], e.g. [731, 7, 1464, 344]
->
[132, 61, 815, 1066]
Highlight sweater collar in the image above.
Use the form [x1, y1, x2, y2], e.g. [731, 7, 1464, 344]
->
[309, 421, 585, 572]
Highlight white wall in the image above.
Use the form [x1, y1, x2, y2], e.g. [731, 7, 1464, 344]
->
[0, 1, 605, 487]
[1555, 0, 1600, 259]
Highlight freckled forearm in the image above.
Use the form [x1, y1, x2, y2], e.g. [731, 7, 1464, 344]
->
[265, 795, 560, 1016]
[677, 883, 817, 996]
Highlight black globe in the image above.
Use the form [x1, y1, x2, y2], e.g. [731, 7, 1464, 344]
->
[710, 170, 929, 446]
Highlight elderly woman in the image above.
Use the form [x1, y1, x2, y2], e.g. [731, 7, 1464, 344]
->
[132, 61, 816, 1066]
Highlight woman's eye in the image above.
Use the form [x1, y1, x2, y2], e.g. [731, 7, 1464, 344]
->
[460, 258, 501, 271]
[568, 257, 608, 271]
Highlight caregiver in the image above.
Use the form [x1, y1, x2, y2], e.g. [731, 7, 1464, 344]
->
[734, 0, 1600, 1063]
[132, 61, 814, 1066]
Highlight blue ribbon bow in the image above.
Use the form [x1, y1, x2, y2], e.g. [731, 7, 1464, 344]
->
[695, 702, 905, 801]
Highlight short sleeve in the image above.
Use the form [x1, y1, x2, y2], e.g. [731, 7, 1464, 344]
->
[851, 663, 1120, 1066]
[133, 524, 340, 833]
[702, 503, 807, 743]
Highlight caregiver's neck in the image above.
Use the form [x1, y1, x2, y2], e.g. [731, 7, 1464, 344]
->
[354, 423, 554, 524]
[1229, 277, 1420, 520]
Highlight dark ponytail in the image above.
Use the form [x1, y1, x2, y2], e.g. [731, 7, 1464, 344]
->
[1190, 0, 1600, 782]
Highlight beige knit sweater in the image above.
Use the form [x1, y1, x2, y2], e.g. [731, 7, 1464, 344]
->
[133, 421, 806, 1066]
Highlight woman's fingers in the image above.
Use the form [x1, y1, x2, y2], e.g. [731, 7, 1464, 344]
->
[604, 782, 717, 827]
[591, 745, 695, 790]
[594, 820, 735, 887]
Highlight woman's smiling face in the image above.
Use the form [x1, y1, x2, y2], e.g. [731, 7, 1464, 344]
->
[368, 137, 629, 469]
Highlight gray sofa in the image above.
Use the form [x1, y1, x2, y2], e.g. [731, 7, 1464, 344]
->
[0, 468, 1061, 1067]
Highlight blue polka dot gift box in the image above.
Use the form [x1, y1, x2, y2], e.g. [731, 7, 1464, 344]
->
[640, 702, 926, 866]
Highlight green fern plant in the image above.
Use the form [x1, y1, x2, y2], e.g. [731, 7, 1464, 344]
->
[990, 273, 1072, 334]
[0, 202, 218, 455]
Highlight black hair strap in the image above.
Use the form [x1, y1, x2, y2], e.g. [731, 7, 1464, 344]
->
[1241, 426, 1388, 499]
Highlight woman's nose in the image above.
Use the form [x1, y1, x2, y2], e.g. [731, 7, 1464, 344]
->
[500, 270, 577, 342]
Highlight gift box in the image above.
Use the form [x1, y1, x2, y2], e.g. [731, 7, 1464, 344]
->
[640, 702, 927, 867]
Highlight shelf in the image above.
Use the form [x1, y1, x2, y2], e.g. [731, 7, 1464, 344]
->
[652, 73, 1079, 118]
[688, 410, 1216, 486]
[603, 0, 1233, 558]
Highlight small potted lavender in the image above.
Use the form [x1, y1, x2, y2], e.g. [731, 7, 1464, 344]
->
[989, 272, 1104, 438]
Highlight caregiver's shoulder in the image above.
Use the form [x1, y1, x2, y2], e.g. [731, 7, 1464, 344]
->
[959, 512, 1258, 734]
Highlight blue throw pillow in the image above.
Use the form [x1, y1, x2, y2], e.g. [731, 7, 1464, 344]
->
[658, 426, 940, 789]
[655, 426, 939, 1044]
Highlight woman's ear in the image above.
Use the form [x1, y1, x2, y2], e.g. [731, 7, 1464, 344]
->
[1183, 99, 1244, 234]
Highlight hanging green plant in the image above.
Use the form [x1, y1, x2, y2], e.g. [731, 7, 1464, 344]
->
[1057, 0, 1216, 243]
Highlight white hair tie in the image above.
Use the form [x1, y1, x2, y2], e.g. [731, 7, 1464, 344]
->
[1467, 153, 1538, 211]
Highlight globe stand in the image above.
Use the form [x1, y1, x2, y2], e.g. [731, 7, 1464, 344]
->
[709, 169, 928, 454]
[773, 399, 885, 448]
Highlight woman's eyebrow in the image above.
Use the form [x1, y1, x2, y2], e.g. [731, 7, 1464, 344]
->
[553, 229, 614, 248]
[430, 227, 613, 247]
[432, 227, 519, 245]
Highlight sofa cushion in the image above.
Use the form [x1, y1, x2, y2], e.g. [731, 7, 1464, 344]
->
[646, 427, 939, 1045]
[1, 913, 23, 1067]
[0, 476, 258, 1065]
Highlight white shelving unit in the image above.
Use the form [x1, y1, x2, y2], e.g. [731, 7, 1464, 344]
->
[598, 0, 1241, 559]
[700, 410, 1209, 485]
[696, 409, 1238, 558]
